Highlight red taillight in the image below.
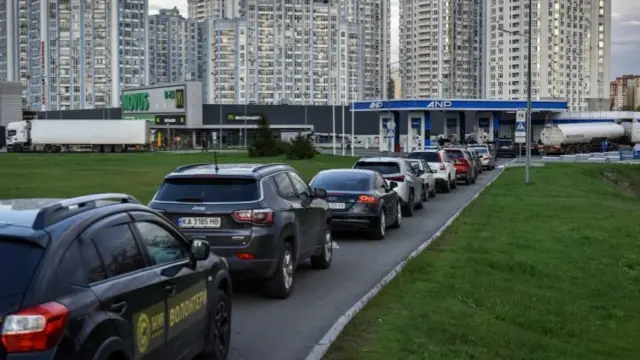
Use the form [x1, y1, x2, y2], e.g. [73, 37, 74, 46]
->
[386, 175, 405, 182]
[357, 195, 377, 204]
[439, 163, 445, 170]
[236, 253, 256, 260]
[231, 208, 274, 225]
[1, 302, 69, 353]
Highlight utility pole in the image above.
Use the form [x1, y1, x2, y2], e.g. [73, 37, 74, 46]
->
[525, 0, 532, 183]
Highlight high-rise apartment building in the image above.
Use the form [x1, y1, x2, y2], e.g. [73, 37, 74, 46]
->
[610, 75, 640, 111]
[484, 0, 611, 111]
[201, 0, 390, 105]
[149, 8, 199, 85]
[0, 0, 148, 111]
[188, 0, 241, 21]
[399, 0, 483, 99]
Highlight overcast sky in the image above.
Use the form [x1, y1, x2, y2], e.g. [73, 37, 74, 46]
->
[151, 0, 637, 78]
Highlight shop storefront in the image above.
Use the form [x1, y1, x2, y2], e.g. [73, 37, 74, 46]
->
[121, 82, 203, 148]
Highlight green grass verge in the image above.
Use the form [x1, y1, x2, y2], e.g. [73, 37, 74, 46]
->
[325, 164, 640, 360]
[0, 153, 356, 202]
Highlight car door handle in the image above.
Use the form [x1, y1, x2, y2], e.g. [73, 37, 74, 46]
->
[109, 301, 128, 315]
[164, 284, 177, 296]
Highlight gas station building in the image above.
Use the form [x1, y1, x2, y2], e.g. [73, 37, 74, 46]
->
[351, 99, 568, 152]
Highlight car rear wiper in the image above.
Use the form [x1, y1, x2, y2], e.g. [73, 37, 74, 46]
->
[174, 197, 204, 203]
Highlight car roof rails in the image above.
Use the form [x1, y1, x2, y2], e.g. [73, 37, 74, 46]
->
[32, 193, 141, 230]
[252, 163, 289, 173]
[174, 163, 210, 172]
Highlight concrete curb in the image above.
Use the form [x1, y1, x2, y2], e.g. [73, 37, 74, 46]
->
[304, 164, 510, 360]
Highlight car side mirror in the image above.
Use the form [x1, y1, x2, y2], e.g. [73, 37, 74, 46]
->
[417, 169, 425, 175]
[430, 169, 438, 174]
[313, 188, 327, 199]
[191, 240, 210, 261]
[389, 181, 398, 190]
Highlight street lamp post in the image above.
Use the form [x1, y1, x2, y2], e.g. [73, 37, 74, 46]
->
[498, 2, 533, 183]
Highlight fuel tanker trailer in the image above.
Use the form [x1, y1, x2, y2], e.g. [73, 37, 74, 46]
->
[539, 123, 627, 155]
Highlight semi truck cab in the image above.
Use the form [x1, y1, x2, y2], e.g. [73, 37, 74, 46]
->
[5, 120, 30, 152]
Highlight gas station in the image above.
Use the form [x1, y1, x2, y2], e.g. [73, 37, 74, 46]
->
[350, 99, 568, 152]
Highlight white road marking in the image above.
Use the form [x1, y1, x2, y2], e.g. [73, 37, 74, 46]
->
[332, 241, 340, 249]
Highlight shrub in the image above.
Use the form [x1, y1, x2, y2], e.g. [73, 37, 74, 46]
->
[285, 134, 316, 160]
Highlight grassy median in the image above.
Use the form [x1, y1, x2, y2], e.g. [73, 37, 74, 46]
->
[325, 164, 640, 360]
[0, 152, 356, 202]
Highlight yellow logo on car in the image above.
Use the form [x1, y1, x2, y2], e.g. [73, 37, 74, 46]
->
[136, 313, 151, 354]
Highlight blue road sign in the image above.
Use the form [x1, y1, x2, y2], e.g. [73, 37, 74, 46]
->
[386, 129, 395, 138]
[516, 122, 526, 132]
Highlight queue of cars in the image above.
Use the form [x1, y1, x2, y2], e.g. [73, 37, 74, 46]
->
[0, 147, 498, 360]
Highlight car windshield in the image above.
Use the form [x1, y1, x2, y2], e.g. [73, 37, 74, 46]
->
[499, 140, 513, 146]
[354, 161, 401, 175]
[445, 150, 464, 159]
[155, 177, 260, 202]
[472, 147, 489, 154]
[0, 239, 44, 297]
[407, 152, 439, 162]
[311, 172, 371, 191]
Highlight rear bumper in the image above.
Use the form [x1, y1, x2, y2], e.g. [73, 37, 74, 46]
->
[205, 232, 280, 279]
[456, 171, 470, 180]
[331, 213, 376, 230]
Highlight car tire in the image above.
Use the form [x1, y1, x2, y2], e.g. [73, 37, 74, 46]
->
[465, 172, 472, 185]
[471, 175, 476, 184]
[442, 178, 451, 193]
[264, 241, 295, 299]
[310, 227, 333, 269]
[369, 209, 386, 240]
[429, 188, 436, 198]
[389, 201, 402, 229]
[451, 177, 458, 189]
[402, 192, 415, 217]
[197, 289, 231, 360]
[422, 185, 428, 201]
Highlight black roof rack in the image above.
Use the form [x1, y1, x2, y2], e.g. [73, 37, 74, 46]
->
[174, 163, 210, 172]
[251, 163, 289, 173]
[32, 193, 140, 230]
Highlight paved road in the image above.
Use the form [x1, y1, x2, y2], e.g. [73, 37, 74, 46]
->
[227, 160, 507, 360]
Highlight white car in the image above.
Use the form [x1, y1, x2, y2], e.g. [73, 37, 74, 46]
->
[405, 158, 437, 200]
[407, 150, 457, 193]
[352, 157, 424, 216]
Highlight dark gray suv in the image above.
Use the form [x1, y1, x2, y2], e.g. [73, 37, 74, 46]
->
[148, 163, 333, 299]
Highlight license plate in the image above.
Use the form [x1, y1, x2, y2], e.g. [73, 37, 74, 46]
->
[329, 203, 346, 209]
[178, 217, 221, 228]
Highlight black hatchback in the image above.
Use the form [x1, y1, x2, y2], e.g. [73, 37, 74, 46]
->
[0, 194, 232, 360]
[148, 163, 333, 299]
[309, 169, 401, 240]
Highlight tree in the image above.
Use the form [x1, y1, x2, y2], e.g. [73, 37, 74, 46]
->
[248, 114, 283, 157]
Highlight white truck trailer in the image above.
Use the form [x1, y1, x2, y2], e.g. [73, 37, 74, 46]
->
[6, 120, 151, 153]
[540, 122, 640, 155]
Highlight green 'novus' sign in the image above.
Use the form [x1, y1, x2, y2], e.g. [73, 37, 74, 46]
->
[122, 92, 150, 112]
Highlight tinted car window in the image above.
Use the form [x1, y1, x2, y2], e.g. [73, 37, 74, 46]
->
[374, 174, 386, 189]
[92, 224, 146, 278]
[135, 222, 189, 265]
[445, 150, 464, 159]
[80, 238, 108, 283]
[0, 239, 44, 297]
[155, 178, 259, 203]
[472, 147, 489, 154]
[311, 172, 371, 191]
[498, 140, 514, 146]
[353, 161, 401, 174]
[288, 173, 311, 198]
[57, 242, 86, 286]
[407, 152, 439, 162]
[273, 172, 297, 198]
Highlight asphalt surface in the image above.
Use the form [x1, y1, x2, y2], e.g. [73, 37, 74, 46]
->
[228, 159, 508, 360]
